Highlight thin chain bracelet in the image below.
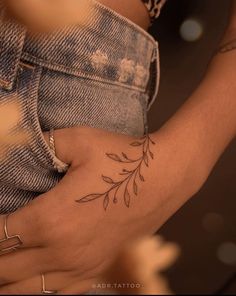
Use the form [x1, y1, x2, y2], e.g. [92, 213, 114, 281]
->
[217, 38, 236, 53]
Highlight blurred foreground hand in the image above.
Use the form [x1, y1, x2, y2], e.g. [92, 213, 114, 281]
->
[100, 236, 180, 295]
[0, 101, 27, 160]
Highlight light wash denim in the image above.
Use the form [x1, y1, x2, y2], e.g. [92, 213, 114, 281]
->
[0, 0, 160, 214]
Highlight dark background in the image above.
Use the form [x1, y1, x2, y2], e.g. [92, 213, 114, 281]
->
[148, 0, 236, 294]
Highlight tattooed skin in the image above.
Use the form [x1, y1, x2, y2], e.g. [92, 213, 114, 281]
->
[76, 134, 155, 210]
[218, 38, 236, 53]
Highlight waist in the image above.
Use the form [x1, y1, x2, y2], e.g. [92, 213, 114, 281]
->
[97, 0, 150, 29]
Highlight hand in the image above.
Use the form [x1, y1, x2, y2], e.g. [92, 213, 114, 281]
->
[0, 126, 159, 294]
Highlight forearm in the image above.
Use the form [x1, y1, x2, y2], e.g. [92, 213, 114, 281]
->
[42, 14, 236, 239]
[141, 27, 236, 229]
[46, 28, 236, 234]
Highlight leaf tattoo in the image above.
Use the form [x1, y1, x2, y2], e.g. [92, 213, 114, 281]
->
[102, 175, 115, 184]
[106, 153, 122, 162]
[76, 134, 155, 210]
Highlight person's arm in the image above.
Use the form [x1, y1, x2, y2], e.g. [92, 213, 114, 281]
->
[0, 4, 236, 295]
[50, 19, 236, 229]
[58, 22, 236, 223]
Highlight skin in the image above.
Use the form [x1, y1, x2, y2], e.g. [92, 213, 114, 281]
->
[98, 0, 150, 29]
[0, 0, 236, 294]
[3, 0, 150, 31]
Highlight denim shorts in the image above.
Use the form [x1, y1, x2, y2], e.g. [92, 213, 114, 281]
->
[0, 0, 160, 214]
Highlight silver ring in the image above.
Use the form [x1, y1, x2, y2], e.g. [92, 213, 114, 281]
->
[48, 128, 69, 173]
[49, 128, 56, 156]
[0, 214, 23, 256]
[41, 274, 58, 295]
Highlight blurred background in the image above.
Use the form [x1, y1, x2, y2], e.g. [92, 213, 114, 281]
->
[148, 0, 236, 294]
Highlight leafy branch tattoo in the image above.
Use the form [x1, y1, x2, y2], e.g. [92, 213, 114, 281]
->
[218, 38, 236, 53]
[76, 134, 155, 210]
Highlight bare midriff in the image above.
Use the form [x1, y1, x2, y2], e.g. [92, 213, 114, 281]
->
[97, 0, 150, 30]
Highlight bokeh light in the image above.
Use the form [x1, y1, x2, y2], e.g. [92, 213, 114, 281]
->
[180, 18, 203, 42]
[217, 242, 236, 266]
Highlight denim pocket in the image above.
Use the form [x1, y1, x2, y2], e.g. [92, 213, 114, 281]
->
[18, 63, 68, 173]
[0, 69, 63, 207]
[37, 68, 147, 137]
[0, 63, 68, 213]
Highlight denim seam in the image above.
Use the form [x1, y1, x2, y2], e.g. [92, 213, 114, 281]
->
[0, 12, 26, 88]
[21, 53, 147, 93]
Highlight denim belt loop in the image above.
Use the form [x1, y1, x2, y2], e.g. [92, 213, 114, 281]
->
[0, 11, 26, 91]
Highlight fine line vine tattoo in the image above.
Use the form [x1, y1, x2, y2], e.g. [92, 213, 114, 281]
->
[218, 38, 236, 53]
[76, 134, 155, 210]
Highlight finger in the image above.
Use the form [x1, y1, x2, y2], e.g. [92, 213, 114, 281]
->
[0, 271, 76, 295]
[0, 171, 74, 250]
[0, 162, 93, 251]
[0, 153, 104, 250]
[0, 248, 50, 285]
[0, 207, 45, 248]
[42, 130, 72, 165]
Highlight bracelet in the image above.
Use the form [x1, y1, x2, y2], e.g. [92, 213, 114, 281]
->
[217, 38, 236, 53]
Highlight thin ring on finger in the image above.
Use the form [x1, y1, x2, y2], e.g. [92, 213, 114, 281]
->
[49, 128, 57, 156]
[0, 271, 76, 295]
[48, 128, 69, 173]
[41, 274, 58, 295]
[0, 214, 23, 256]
